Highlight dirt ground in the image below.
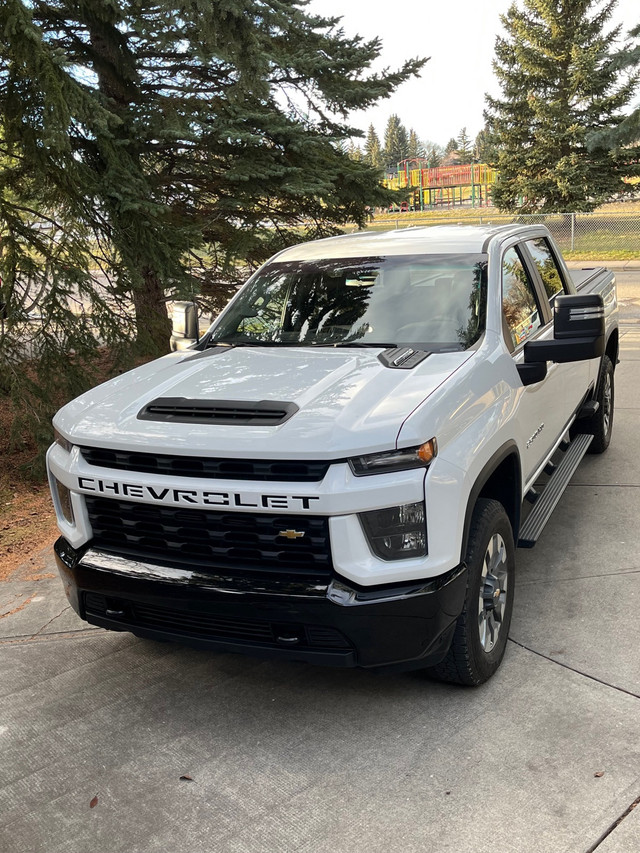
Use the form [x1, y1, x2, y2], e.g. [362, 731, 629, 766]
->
[0, 349, 144, 581]
[0, 484, 57, 581]
[0, 397, 58, 581]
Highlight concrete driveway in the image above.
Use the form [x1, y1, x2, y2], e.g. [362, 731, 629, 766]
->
[1, 268, 639, 853]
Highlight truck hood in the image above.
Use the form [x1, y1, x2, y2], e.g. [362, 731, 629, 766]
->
[55, 346, 473, 459]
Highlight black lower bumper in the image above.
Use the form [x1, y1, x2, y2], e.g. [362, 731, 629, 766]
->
[54, 537, 467, 670]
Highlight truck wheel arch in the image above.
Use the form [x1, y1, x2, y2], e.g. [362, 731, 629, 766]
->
[605, 327, 619, 369]
[460, 442, 522, 564]
[586, 327, 618, 408]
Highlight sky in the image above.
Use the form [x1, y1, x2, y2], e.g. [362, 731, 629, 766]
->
[306, 0, 640, 148]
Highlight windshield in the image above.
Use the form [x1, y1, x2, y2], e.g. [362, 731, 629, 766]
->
[208, 253, 488, 351]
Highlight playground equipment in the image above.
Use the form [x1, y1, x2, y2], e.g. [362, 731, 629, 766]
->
[385, 158, 497, 210]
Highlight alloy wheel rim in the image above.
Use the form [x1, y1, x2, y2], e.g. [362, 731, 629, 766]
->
[478, 533, 509, 653]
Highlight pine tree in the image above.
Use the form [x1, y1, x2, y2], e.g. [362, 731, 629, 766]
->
[0, 1, 426, 464]
[347, 141, 363, 161]
[456, 128, 473, 164]
[407, 129, 425, 160]
[588, 24, 640, 149]
[423, 142, 444, 167]
[444, 138, 458, 155]
[383, 115, 409, 170]
[363, 125, 384, 169]
[475, 127, 499, 164]
[1, 2, 426, 351]
[485, 0, 639, 212]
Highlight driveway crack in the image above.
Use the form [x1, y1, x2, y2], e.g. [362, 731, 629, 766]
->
[29, 604, 71, 640]
[0, 626, 105, 645]
[568, 483, 640, 488]
[585, 795, 640, 852]
[517, 568, 640, 586]
[507, 638, 640, 700]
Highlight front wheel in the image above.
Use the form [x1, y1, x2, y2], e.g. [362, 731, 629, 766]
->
[586, 355, 614, 454]
[427, 498, 515, 686]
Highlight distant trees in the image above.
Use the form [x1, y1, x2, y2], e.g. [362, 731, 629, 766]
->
[381, 116, 433, 169]
[366, 121, 495, 171]
[407, 129, 425, 160]
[383, 114, 409, 170]
[347, 141, 363, 161]
[423, 142, 444, 167]
[364, 125, 384, 169]
[456, 128, 474, 164]
[474, 126, 498, 165]
[441, 131, 472, 166]
[485, 0, 639, 212]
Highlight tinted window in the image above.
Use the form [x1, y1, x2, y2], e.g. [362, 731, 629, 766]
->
[210, 254, 488, 351]
[526, 238, 565, 302]
[502, 247, 542, 348]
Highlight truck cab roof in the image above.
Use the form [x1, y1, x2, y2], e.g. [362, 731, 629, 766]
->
[276, 224, 541, 261]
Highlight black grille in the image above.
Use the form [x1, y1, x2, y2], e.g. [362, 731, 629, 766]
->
[85, 496, 332, 578]
[137, 397, 298, 425]
[84, 593, 351, 650]
[79, 447, 331, 483]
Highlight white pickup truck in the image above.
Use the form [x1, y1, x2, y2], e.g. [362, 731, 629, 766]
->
[47, 225, 618, 684]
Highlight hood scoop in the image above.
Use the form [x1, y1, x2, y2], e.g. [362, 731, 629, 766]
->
[137, 398, 299, 425]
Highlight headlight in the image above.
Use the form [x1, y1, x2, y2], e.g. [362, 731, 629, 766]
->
[53, 428, 74, 453]
[359, 501, 427, 560]
[349, 439, 437, 476]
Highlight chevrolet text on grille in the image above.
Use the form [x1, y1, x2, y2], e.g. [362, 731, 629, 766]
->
[77, 477, 320, 510]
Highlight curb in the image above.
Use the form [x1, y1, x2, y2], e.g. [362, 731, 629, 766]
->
[566, 260, 640, 270]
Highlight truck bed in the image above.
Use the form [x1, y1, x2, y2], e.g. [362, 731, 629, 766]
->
[570, 268, 613, 293]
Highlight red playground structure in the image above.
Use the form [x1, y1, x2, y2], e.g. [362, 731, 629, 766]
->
[385, 158, 497, 211]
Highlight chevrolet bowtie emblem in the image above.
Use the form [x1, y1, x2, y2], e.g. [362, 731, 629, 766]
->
[279, 529, 305, 539]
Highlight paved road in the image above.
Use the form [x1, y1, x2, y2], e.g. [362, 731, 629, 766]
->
[614, 270, 640, 321]
[1, 270, 639, 853]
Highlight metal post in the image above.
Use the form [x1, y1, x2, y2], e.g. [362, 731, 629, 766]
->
[471, 162, 475, 208]
[570, 213, 575, 251]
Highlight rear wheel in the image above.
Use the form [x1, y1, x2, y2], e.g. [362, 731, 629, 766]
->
[586, 355, 614, 454]
[428, 498, 515, 686]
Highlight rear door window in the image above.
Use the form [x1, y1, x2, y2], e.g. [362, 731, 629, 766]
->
[502, 246, 542, 349]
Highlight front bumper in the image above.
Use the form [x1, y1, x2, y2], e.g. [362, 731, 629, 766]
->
[54, 537, 467, 670]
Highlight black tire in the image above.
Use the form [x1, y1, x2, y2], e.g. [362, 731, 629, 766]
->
[427, 498, 515, 686]
[586, 355, 614, 454]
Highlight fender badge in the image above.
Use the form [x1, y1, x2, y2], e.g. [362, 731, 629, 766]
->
[279, 529, 305, 539]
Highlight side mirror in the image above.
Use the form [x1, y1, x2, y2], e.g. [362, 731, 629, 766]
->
[170, 301, 199, 351]
[524, 294, 605, 365]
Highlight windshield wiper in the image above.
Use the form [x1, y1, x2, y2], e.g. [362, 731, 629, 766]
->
[329, 341, 398, 349]
[207, 339, 292, 348]
[207, 339, 400, 350]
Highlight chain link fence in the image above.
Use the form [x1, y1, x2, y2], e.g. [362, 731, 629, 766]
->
[362, 211, 640, 258]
